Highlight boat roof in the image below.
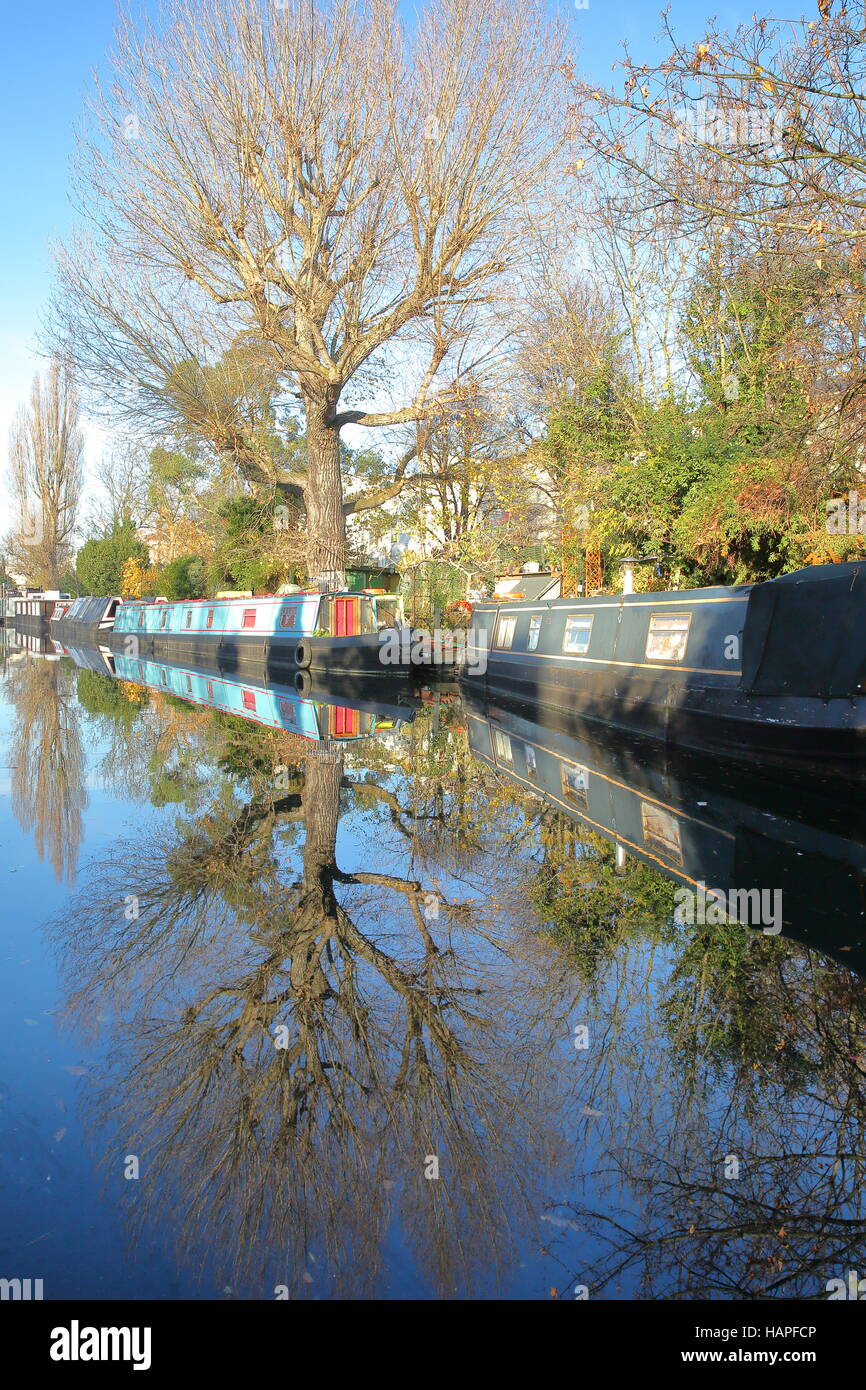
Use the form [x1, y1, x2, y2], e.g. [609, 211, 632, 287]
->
[118, 589, 390, 604]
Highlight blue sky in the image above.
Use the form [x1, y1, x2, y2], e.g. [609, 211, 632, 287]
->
[0, 0, 757, 521]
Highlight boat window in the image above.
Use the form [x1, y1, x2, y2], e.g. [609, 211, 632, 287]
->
[494, 615, 517, 648]
[138, 609, 145, 626]
[185, 610, 193, 628]
[563, 614, 593, 654]
[279, 604, 299, 630]
[524, 744, 538, 777]
[646, 612, 691, 662]
[206, 680, 214, 700]
[376, 599, 400, 630]
[242, 609, 256, 629]
[492, 729, 513, 763]
[640, 802, 683, 863]
[206, 609, 215, 629]
[527, 615, 543, 651]
[315, 600, 330, 635]
[360, 599, 375, 635]
[160, 609, 168, 629]
[561, 763, 589, 807]
[160, 669, 168, 686]
[185, 674, 193, 692]
[278, 697, 300, 728]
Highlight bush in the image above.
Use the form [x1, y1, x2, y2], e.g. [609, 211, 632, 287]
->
[77, 524, 149, 595]
[159, 555, 207, 600]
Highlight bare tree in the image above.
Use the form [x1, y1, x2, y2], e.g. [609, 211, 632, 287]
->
[50, 0, 572, 587]
[571, 11, 866, 250]
[5, 360, 84, 587]
[84, 436, 153, 537]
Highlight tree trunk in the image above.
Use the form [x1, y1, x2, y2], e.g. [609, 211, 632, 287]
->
[303, 396, 347, 591]
[301, 751, 343, 893]
[287, 751, 344, 999]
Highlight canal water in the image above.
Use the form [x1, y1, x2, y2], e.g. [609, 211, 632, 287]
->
[2, 636, 866, 1300]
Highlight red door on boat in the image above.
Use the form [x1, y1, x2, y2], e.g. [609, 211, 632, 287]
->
[333, 597, 359, 636]
[332, 705, 359, 738]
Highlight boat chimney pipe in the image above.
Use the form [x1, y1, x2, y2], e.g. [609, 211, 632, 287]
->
[621, 556, 659, 596]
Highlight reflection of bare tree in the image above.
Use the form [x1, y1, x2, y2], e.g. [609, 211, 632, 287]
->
[52, 744, 570, 1298]
[6, 658, 86, 882]
[545, 931, 866, 1299]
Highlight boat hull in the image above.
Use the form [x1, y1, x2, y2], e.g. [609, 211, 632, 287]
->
[105, 628, 457, 679]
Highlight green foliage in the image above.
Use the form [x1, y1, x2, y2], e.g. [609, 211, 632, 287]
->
[76, 524, 149, 596]
[160, 554, 207, 600]
[682, 258, 816, 433]
[538, 249, 863, 586]
[672, 455, 812, 582]
[541, 361, 634, 490]
[148, 445, 206, 499]
[161, 335, 307, 486]
[207, 492, 302, 594]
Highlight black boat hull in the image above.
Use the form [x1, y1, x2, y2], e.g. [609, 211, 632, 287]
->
[103, 627, 457, 680]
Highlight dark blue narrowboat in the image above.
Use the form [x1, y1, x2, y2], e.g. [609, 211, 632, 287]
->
[464, 562, 866, 761]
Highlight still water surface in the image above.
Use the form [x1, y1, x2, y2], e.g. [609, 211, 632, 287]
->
[2, 636, 866, 1299]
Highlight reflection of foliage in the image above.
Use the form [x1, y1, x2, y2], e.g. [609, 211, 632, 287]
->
[530, 820, 678, 983]
[77, 669, 148, 726]
[149, 760, 201, 808]
[59, 662, 866, 1300]
[663, 926, 863, 1098]
[545, 931, 866, 1300]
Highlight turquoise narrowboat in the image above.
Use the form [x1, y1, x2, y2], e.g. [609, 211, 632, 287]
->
[108, 587, 450, 678]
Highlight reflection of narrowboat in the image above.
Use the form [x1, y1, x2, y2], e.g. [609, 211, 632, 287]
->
[107, 589, 451, 678]
[109, 651, 418, 742]
[465, 562, 866, 761]
[465, 692, 866, 972]
[1, 625, 61, 659]
[58, 642, 117, 676]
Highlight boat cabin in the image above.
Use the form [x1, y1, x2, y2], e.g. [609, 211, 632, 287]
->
[57, 596, 122, 629]
[112, 589, 405, 638]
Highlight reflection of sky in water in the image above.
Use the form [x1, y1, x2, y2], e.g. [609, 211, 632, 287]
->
[1, 648, 866, 1300]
